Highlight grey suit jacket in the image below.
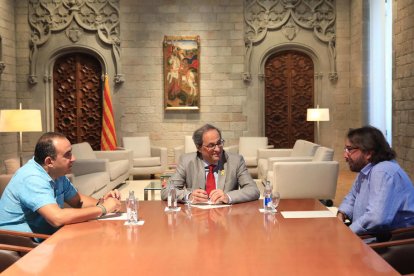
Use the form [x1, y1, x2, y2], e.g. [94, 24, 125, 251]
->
[161, 151, 260, 204]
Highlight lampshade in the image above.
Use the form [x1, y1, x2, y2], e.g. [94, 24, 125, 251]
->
[306, 108, 330, 122]
[0, 109, 42, 132]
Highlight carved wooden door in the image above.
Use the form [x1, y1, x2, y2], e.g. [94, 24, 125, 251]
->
[264, 51, 314, 148]
[53, 53, 103, 150]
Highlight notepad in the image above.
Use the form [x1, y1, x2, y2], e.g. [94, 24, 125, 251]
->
[281, 210, 336, 218]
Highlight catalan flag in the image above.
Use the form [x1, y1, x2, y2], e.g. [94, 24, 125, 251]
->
[101, 74, 117, 150]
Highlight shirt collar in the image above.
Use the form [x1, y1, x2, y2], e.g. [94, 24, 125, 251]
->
[360, 162, 373, 176]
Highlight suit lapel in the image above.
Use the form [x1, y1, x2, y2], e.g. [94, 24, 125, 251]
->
[217, 152, 227, 191]
[196, 156, 206, 190]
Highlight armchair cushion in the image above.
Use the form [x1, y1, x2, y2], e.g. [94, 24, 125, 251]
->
[123, 137, 151, 158]
[133, 157, 161, 167]
[71, 142, 96, 159]
[3, 159, 19, 175]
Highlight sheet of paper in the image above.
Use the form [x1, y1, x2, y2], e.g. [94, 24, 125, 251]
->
[281, 210, 336, 218]
[191, 204, 231, 209]
[97, 212, 128, 221]
[164, 207, 181, 212]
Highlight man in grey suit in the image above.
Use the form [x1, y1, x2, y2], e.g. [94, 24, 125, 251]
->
[161, 124, 260, 204]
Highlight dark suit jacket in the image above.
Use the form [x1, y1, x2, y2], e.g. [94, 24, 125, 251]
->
[161, 151, 260, 204]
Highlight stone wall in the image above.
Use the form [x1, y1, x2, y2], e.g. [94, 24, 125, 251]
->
[393, 0, 414, 180]
[0, 0, 17, 170]
[119, 0, 246, 161]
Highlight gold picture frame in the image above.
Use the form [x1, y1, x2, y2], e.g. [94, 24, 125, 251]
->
[163, 35, 200, 111]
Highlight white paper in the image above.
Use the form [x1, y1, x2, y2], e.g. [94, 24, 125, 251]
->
[164, 206, 181, 212]
[281, 210, 336, 218]
[259, 208, 277, 213]
[191, 204, 231, 209]
[97, 212, 128, 220]
[124, 220, 145, 226]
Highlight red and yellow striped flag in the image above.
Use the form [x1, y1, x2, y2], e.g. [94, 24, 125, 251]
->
[101, 74, 117, 150]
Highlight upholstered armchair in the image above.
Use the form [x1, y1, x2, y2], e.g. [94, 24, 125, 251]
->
[70, 142, 132, 198]
[225, 137, 273, 178]
[122, 137, 167, 179]
[257, 139, 320, 180]
[0, 174, 13, 198]
[267, 147, 339, 201]
[173, 136, 197, 164]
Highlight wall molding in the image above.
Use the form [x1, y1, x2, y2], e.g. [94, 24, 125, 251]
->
[244, 0, 337, 82]
[28, 0, 123, 84]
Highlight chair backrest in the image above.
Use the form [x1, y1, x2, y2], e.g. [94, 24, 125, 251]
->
[239, 137, 268, 158]
[123, 137, 151, 158]
[71, 142, 96, 159]
[184, 136, 197, 153]
[291, 140, 319, 157]
[312, 147, 334, 161]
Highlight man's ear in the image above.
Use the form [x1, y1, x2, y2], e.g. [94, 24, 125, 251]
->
[365, 151, 373, 162]
[44, 156, 53, 167]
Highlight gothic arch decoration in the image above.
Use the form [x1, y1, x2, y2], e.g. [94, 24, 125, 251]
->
[244, 0, 337, 82]
[0, 35, 5, 75]
[28, 0, 123, 84]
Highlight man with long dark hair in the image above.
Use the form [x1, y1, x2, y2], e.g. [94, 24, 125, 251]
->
[337, 126, 414, 234]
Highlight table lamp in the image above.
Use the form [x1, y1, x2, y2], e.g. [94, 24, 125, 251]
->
[306, 105, 330, 143]
[0, 103, 42, 166]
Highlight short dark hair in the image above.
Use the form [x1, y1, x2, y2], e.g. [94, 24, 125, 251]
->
[347, 126, 396, 164]
[34, 132, 67, 165]
[192, 124, 222, 148]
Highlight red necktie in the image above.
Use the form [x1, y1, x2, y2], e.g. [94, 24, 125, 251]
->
[206, 164, 216, 196]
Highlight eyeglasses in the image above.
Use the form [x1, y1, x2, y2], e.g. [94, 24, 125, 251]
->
[203, 139, 225, 150]
[344, 146, 359, 154]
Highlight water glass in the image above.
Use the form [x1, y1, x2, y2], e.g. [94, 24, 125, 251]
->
[270, 191, 280, 212]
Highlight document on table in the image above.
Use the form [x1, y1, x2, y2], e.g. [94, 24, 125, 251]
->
[191, 202, 231, 209]
[97, 212, 127, 220]
[281, 210, 336, 218]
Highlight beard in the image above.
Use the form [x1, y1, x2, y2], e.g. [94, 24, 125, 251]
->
[347, 155, 368, 172]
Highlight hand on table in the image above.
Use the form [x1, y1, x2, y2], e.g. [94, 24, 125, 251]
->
[209, 189, 229, 204]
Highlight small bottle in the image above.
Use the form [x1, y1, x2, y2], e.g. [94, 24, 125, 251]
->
[167, 180, 177, 210]
[126, 190, 138, 224]
[263, 181, 272, 212]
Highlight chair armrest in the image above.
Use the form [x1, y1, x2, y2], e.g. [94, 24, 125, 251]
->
[257, 148, 292, 159]
[151, 146, 168, 171]
[71, 159, 109, 176]
[0, 229, 51, 241]
[224, 145, 238, 154]
[95, 149, 133, 162]
[266, 156, 313, 173]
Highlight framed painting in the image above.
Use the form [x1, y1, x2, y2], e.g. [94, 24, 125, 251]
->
[163, 35, 200, 111]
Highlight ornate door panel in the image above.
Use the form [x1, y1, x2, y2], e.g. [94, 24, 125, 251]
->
[265, 51, 314, 148]
[53, 53, 103, 150]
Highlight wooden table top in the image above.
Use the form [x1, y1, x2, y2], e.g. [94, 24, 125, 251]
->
[3, 200, 398, 275]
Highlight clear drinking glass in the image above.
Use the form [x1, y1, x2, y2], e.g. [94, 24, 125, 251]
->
[270, 191, 280, 212]
[183, 186, 192, 207]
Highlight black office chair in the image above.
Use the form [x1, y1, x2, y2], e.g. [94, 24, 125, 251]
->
[0, 229, 50, 272]
[360, 226, 414, 275]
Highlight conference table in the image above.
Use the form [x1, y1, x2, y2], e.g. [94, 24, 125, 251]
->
[3, 199, 398, 275]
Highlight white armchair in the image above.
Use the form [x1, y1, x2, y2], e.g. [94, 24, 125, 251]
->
[122, 137, 167, 179]
[71, 142, 132, 198]
[268, 147, 339, 200]
[225, 137, 273, 178]
[173, 136, 197, 164]
[257, 139, 319, 180]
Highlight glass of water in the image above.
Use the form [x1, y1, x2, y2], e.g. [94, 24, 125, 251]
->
[183, 186, 192, 207]
[270, 191, 280, 212]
